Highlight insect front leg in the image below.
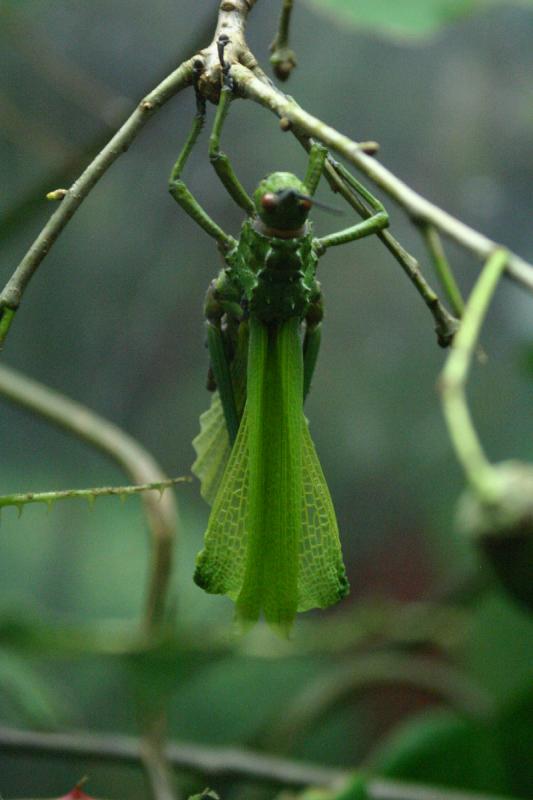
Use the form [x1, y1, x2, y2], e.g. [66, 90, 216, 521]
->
[314, 170, 389, 251]
[303, 141, 328, 197]
[204, 272, 243, 444]
[208, 36, 255, 216]
[168, 74, 235, 251]
[303, 286, 324, 400]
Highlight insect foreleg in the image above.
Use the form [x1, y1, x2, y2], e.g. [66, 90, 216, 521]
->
[303, 288, 323, 400]
[204, 277, 242, 444]
[209, 86, 255, 216]
[314, 169, 389, 251]
[208, 37, 255, 216]
[304, 141, 328, 197]
[168, 87, 234, 250]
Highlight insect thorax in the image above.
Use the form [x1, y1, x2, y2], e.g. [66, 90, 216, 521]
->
[227, 220, 318, 325]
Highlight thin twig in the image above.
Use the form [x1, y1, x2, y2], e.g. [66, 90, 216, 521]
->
[231, 64, 533, 293]
[0, 477, 190, 512]
[439, 249, 508, 499]
[270, 0, 297, 81]
[0, 362, 178, 635]
[0, 724, 515, 800]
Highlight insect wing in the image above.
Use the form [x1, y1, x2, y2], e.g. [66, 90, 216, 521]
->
[192, 391, 231, 506]
[194, 404, 250, 598]
[298, 422, 350, 610]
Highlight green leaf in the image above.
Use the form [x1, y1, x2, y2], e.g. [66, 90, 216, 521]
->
[370, 710, 509, 795]
[302, 0, 533, 39]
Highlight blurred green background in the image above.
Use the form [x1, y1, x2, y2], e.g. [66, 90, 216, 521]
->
[0, 1, 532, 798]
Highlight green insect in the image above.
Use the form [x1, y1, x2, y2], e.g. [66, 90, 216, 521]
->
[169, 43, 389, 634]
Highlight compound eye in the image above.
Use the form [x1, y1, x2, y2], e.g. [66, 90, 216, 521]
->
[298, 197, 312, 211]
[261, 192, 278, 211]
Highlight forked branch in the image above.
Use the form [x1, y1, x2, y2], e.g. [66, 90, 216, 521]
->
[1, 0, 532, 351]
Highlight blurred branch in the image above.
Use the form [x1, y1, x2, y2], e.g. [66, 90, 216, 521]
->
[0, 362, 178, 635]
[0, 11, 216, 246]
[4, 16, 131, 126]
[0, 724, 343, 788]
[262, 653, 493, 752]
[231, 64, 533, 294]
[141, 720, 179, 800]
[239, 599, 470, 660]
[0, 724, 516, 800]
[0, 58, 194, 343]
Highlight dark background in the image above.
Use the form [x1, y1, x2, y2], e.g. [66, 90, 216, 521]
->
[0, 2, 532, 798]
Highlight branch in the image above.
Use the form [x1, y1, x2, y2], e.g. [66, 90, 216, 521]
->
[195, 0, 265, 102]
[263, 652, 492, 753]
[0, 363, 178, 635]
[0, 59, 194, 345]
[439, 249, 508, 499]
[270, 0, 297, 81]
[0, 477, 190, 512]
[231, 64, 533, 293]
[141, 721, 179, 800]
[0, 725, 515, 800]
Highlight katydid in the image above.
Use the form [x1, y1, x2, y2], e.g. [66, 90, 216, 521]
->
[168, 45, 389, 634]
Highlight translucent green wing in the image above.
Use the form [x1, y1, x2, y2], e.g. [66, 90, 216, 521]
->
[194, 317, 349, 634]
[191, 391, 231, 505]
[298, 423, 350, 611]
[192, 320, 249, 505]
[193, 404, 250, 597]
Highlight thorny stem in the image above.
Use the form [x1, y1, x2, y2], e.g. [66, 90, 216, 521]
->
[440, 249, 508, 499]
[0, 363, 177, 636]
[231, 64, 533, 293]
[0, 477, 189, 512]
[270, 0, 297, 81]
[422, 224, 465, 317]
[0, 361, 181, 799]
